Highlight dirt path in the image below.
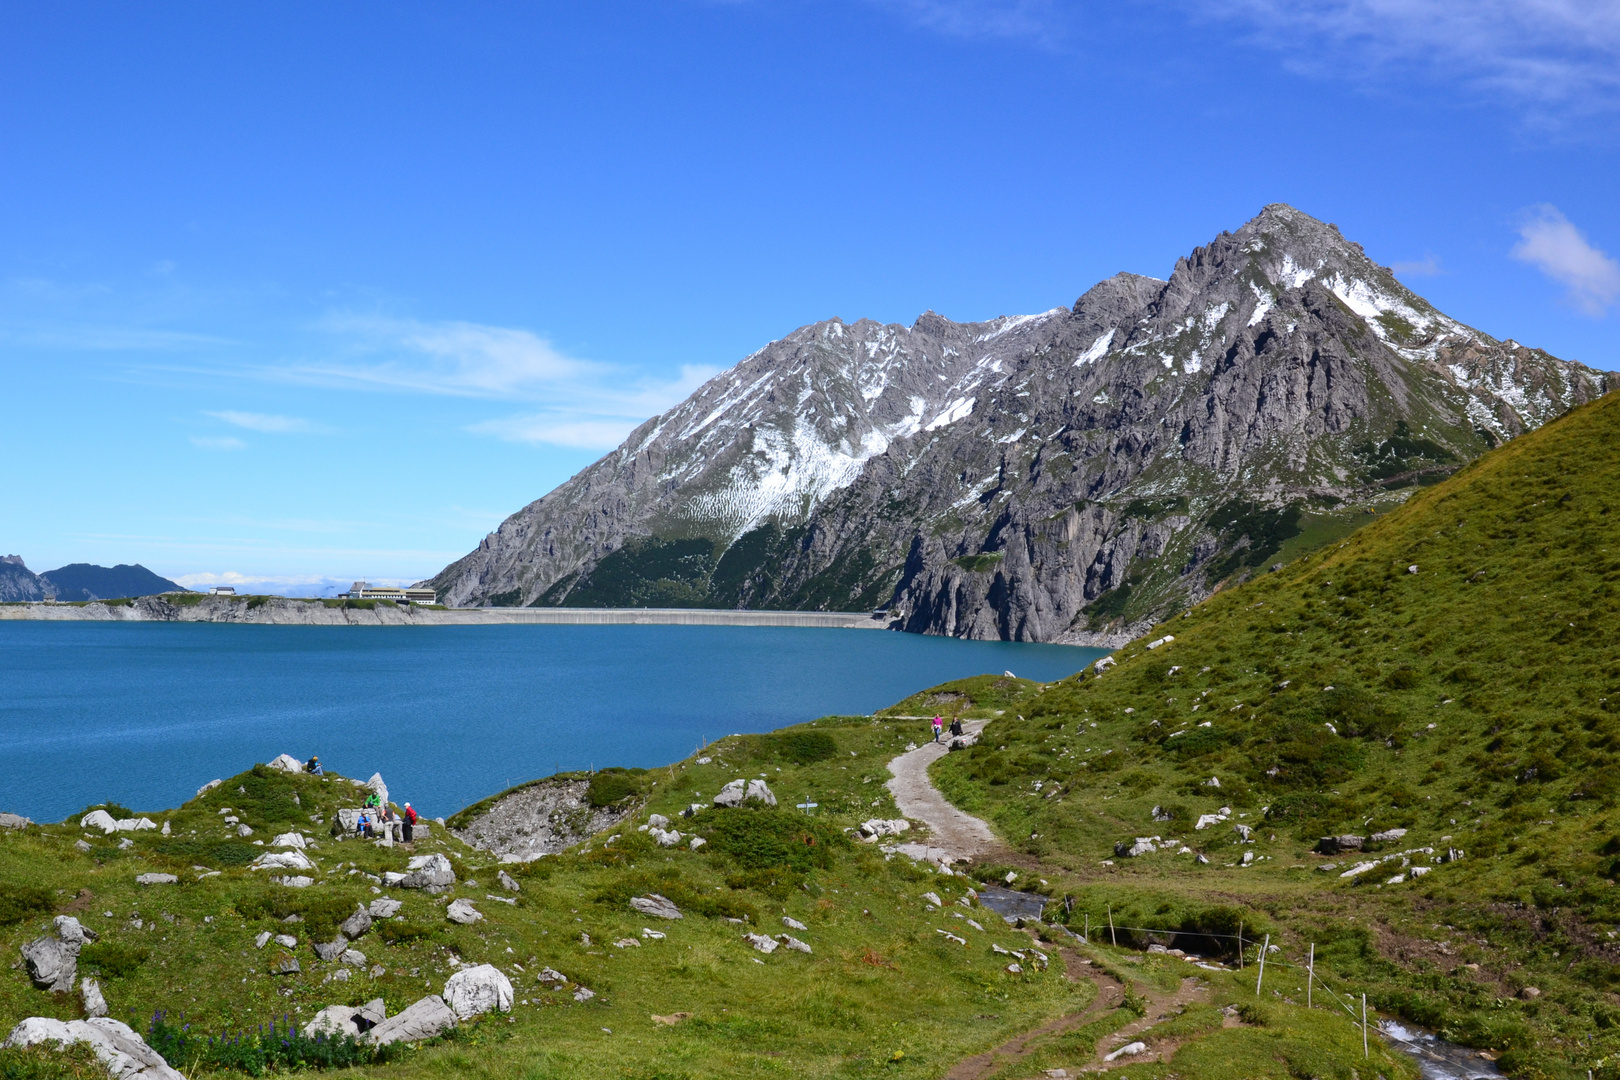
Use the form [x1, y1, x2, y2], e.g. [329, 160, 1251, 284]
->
[884, 719, 1004, 864]
[944, 947, 1122, 1080]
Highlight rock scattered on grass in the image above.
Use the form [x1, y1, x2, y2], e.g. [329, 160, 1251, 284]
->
[630, 894, 683, 920]
[443, 964, 514, 1018]
[366, 995, 456, 1045]
[446, 899, 483, 924]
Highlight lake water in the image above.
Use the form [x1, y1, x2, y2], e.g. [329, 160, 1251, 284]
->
[0, 622, 1101, 823]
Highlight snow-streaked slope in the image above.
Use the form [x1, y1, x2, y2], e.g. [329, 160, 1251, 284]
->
[427, 205, 1609, 643]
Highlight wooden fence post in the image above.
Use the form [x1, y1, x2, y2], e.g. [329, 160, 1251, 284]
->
[1255, 934, 1269, 996]
[1237, 921, 1244, 969]
[1362, 993, 1369, 1058]
[1307, 943, 1314, 1009]
[1108, 905, 1116, 947]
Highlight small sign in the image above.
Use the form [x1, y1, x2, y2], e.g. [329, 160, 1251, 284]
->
[796, 801, 818, 814]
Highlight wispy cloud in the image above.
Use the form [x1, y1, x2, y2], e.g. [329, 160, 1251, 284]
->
[285, 316, 599, 398]
[1512, 204, 1620, 315]
[205, 410, 316, 434]
[190, 435, 246, 451]
[1391, 254, 1444, 277]
[1198, 0, 1620, 118]
[467, 364, 721, 450]
[245, 316, 723, 451]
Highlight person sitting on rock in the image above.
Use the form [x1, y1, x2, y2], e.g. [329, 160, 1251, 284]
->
[356, 810, 371, 839]
[306, 756, 323, 775]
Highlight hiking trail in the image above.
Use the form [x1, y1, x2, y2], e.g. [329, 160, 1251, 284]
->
[884, 719, 1003, 864]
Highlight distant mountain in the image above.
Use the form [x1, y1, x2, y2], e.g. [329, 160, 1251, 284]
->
[40, 563, 185, 601]
[426, 204, 1610, 642]
[0, 556, 49, 602]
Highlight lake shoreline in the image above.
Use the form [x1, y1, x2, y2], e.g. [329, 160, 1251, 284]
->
[0, 594, 1134, 644]
[0, 594, 891, 629]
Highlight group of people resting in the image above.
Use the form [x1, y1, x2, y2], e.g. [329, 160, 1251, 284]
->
[303, 756, 418, 843]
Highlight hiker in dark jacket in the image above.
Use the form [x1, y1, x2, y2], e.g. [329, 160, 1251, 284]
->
[949, 718, 964, 738]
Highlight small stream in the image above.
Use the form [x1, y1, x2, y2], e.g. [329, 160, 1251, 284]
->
[1378, 1021, 1504, 1080]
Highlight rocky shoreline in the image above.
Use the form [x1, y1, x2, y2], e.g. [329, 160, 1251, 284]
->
[0, 595, 896, 630]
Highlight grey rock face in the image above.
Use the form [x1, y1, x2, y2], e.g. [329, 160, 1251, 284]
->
[424, 205, 1609, 642]
[1316, 835, 1366, 855]
[339, 905, 373, 940]
[312, 936, 349, 962]
[22, 938, 77, 992]
[450, 778, 638, 861]
[397, 853, 455, 889]
[0, 556, 51, 602]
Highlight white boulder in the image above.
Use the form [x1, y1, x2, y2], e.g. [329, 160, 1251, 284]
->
[266, 754, 305, 773]
[249, 850, 314, 872]
[442, 964, 514, 1018]
[272, 832, 307, 849]
[80, 810, 118, 834]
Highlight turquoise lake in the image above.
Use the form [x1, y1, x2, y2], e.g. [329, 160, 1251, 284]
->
[0, 622, 1102, 823]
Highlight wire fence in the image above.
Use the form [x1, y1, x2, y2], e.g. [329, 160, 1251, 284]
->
[1047, 915, 1383, 1057]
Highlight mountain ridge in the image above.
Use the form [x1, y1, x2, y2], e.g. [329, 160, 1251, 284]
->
[427, 205, 1610, 641]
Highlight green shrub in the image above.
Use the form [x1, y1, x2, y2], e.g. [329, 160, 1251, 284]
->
[586, 768, 648, 808]
[699, 807, 847, 872]
[0, 883, 53, 926]
[772, 731, 838, 765]
[378, 921, 434, 945]
[148, 839, 260, 867]
[234, 891, 357, 942]
[0, 1043, 103, 1079]
[79, 942, 149, 979]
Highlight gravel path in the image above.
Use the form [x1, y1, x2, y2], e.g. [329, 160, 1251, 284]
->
[883, 719, 1004, 864]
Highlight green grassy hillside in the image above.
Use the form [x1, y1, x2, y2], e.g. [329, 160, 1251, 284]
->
[0, 736, 1418, 1080]
[926, 390, 1620, 1079]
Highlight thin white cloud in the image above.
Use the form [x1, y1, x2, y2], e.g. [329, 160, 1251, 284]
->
[190, 436, 246, 451]
[206, 410, 314, 434]
[289, 315, 600, 398]
[251, 316, 723, 451]
[1512, 204, 1620, 315]
[1391, 254, 1444, 277]
[467, 364, 722, 451]
[1199, 0, 1620, 117]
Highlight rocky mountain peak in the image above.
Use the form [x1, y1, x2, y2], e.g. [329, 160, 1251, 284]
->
[427, 207, 1609, 641]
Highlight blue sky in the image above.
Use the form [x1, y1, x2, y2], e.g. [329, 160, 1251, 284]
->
[3, 1, 1617, 594]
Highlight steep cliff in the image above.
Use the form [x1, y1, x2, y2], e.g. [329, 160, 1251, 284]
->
[426, 205, 1609, 642]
